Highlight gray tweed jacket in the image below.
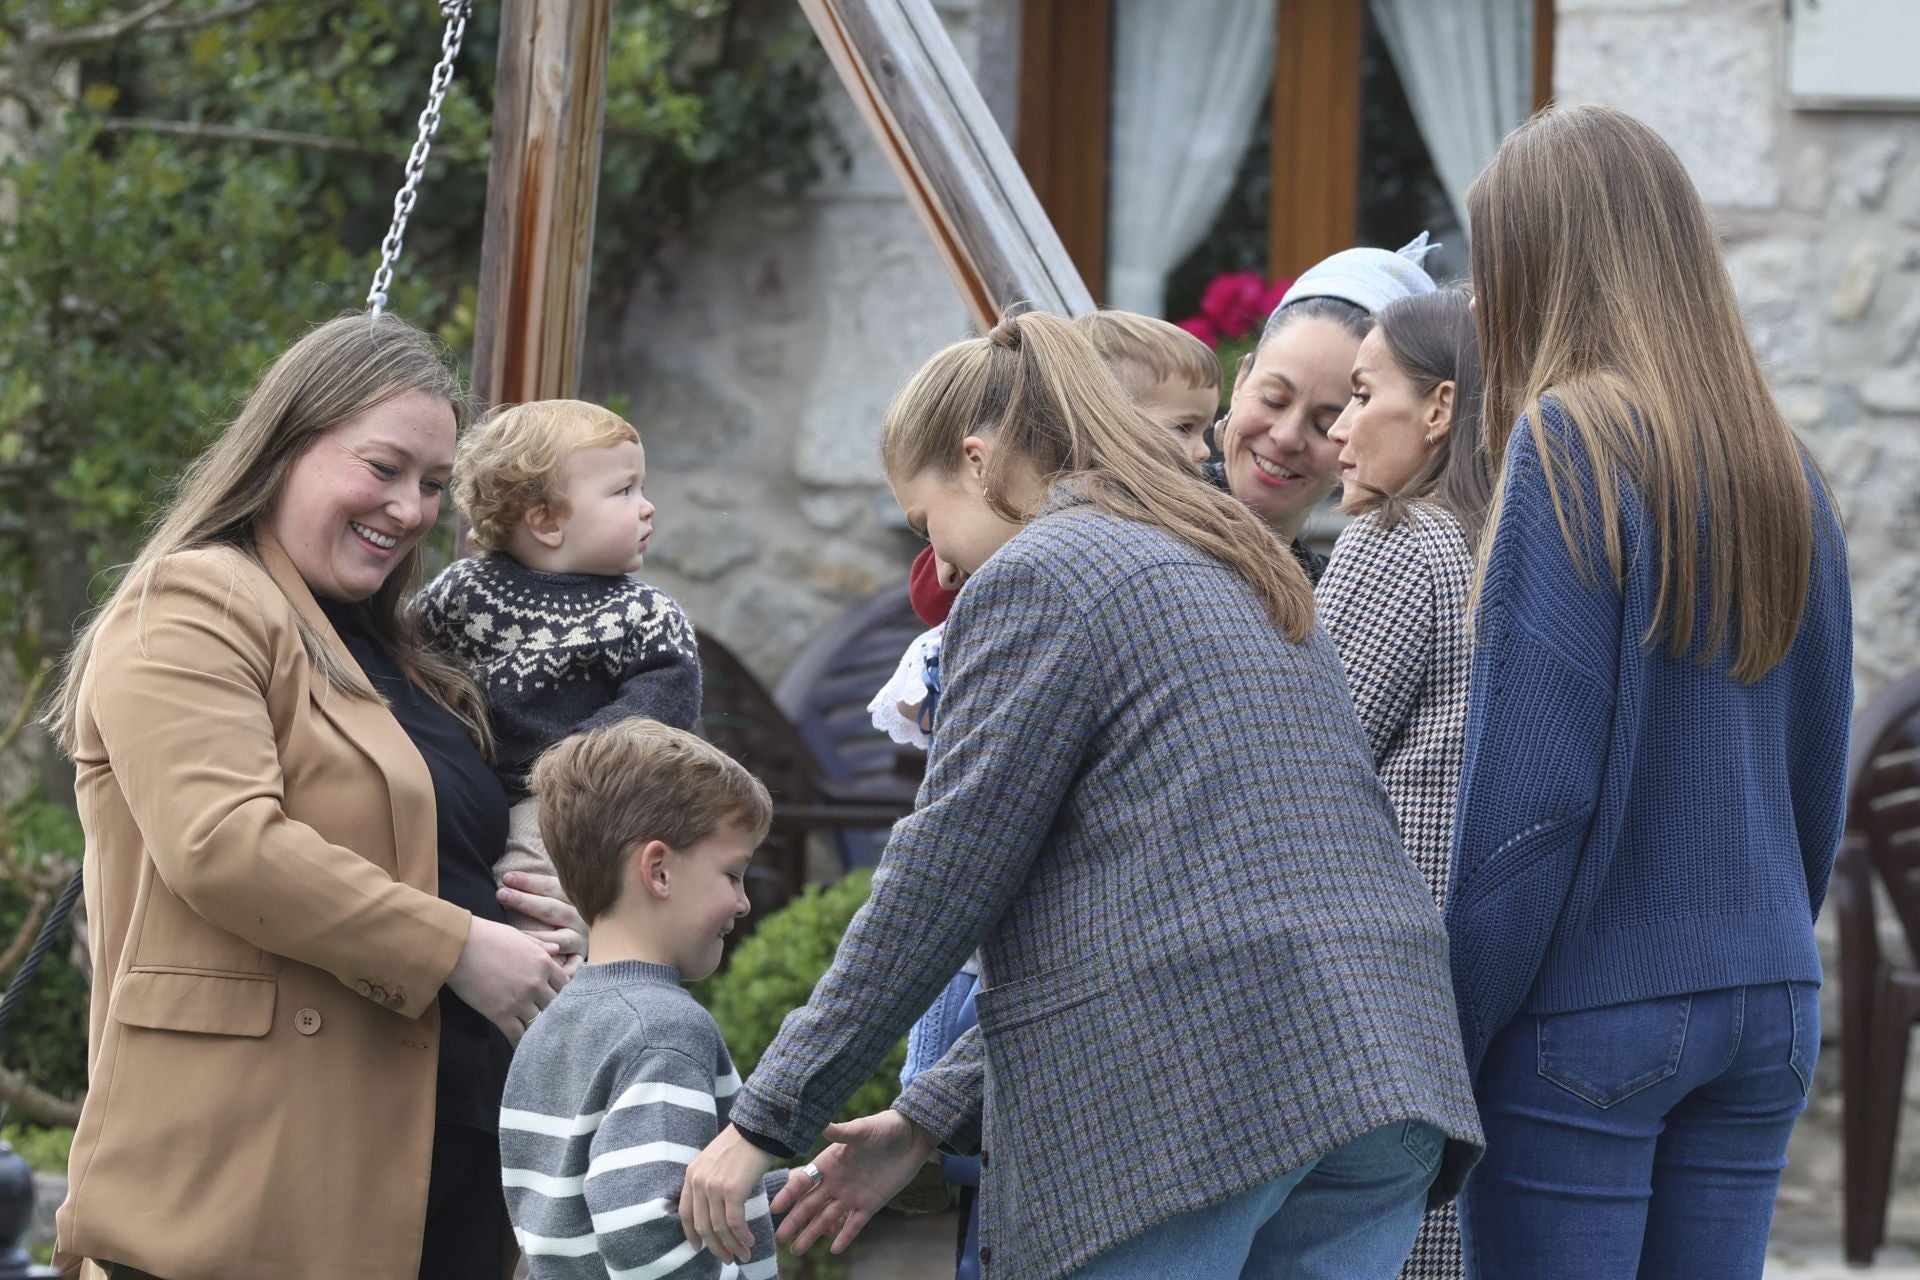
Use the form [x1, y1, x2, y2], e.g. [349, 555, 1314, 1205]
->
[728, 493, 1483, 1280]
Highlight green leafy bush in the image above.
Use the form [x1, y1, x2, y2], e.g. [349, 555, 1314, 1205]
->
[694, 868, 906, 1131]
[0, 1123, 73, 1174]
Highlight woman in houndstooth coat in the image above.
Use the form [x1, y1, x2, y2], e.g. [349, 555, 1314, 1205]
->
[1316, 288, 1493, 1280]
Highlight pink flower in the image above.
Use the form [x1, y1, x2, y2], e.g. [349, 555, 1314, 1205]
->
[1176, 314, 1220, 347]
[1260, 276, 1295, 317]
[1199, 272, 1269, 339]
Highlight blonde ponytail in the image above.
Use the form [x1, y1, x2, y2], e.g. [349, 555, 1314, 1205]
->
[882, 309, 1314, 640]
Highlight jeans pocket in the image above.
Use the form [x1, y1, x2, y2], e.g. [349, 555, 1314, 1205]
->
[1400, 1120, 1444, 1174]
[1537, 994, 1692, 1108]
[1788, 981, 1821, 1097]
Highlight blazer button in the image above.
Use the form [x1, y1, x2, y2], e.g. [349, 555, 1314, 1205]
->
[355, 980, 373, 997]
[980, 1150, 990, 1170]
[369, 985, 390, 1004]
[386, 991, 406, 1008]
[294, 1008, 323, 1035]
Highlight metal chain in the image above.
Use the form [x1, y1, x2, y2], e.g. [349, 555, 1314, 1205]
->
[366, 0, 473, 316]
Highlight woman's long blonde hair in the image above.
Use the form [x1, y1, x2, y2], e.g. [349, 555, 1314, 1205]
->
[881, 309, 1314, 640]
[47, 312, 491, 752]
[1469, 104, 1816, 683]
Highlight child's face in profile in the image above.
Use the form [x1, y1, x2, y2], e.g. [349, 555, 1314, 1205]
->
[547, 437, 654, 576]
[663, 825, 756, 982]
[1135, 376, 1219, 467]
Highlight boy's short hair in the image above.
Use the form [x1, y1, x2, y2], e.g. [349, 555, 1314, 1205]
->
[454, 399, 640, 552]
[530, 720, 773, 925]
[1073, 311, 1222, 401]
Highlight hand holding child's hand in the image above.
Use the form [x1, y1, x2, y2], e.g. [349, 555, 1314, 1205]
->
[774, 1109, 936, 1256]
[682, 1124, 777, 1263]
[497, 870, 588, 968]
[444, 917, 566, 1046]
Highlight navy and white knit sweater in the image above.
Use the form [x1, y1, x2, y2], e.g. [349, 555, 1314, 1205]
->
[500, 961, 785, 1279]
[1446, 401, 1854, 1077]
[417, 555, 701, 796]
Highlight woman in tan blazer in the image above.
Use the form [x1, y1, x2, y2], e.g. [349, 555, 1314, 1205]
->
[44, 314, 579, 1280]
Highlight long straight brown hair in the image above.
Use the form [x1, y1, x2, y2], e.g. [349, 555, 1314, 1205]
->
[1469, 104, 1815, 683]
[882, 309, 1314, 641]
[47, 313, 491, 753]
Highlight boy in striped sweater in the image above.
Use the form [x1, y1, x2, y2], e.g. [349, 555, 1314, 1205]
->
[501, 719, 787, 1278]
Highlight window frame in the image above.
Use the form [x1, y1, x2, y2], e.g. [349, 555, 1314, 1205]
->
[1017, 0, 1556, 299]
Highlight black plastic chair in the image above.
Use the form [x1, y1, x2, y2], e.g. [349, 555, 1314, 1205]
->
[773, 583, 927, 868]
[1838, 667, 1920, 1263]
[697, 632, 912, 954]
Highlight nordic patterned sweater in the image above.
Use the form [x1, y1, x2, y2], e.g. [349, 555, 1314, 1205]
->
[500, 961, 787, 1280]
[417, 555, 701, 796]
[1445, 401, 1853, 1078]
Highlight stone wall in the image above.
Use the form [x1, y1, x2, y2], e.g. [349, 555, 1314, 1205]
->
[1558, 0, 1920, 1202]
[579, 0, 996, 687]
[1557, 0, 1920, 702]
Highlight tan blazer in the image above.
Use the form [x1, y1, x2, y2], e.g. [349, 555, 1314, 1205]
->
[56, 534, 476, 1280]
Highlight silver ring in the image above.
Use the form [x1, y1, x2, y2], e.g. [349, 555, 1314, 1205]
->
[800, 1161, 822, 1186]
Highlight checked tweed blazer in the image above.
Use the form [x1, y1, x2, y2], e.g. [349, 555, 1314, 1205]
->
[728, 494, 1483, 1280]
[1316, 505, 1477, 1280]
[1317, 507, 1474, 910]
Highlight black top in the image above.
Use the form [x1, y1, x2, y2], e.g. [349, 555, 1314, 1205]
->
[318, 598, 513, 1134]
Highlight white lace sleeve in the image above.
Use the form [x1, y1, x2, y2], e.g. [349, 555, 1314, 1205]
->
[867, 624, 944, 749]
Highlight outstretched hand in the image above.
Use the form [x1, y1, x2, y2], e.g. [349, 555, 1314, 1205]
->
[773, 1110, 937, 1256]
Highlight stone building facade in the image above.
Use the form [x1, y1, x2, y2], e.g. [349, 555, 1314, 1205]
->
[581, 0, 1006, 686]
[1556, 0, 1920, 701]
[598, 0, 1919, 706]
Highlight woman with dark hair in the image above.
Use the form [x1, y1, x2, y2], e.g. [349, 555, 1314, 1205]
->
[1450, 104, 1852, 1275]
[1209, 237, 1441, 583]
[1316, 287, 1493, 1280]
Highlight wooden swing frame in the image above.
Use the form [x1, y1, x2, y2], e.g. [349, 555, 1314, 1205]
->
[468, 0, 1091, 413]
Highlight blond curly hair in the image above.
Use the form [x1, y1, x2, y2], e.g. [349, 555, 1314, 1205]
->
[454, 399, 639, 552]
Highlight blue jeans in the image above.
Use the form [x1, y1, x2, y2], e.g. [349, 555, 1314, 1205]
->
[1460, 982, 1818, 1279]
[1065, 1120, 1443, 1279]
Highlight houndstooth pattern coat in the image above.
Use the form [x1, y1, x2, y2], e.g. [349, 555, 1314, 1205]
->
[730, 492, 1483, 1280]
[1317, 504, 1476, 1280]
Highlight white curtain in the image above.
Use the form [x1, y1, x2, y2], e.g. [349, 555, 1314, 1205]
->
[1105, 0, 1276, 317]
[1369, 0, 1535, 232]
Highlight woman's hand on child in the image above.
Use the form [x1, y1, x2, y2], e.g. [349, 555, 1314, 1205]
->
[445, 916, 567, 1046]
[773, 1109, 936, 1256]
[497, 870, 589, 969]
[682, 1123, 777, 1263]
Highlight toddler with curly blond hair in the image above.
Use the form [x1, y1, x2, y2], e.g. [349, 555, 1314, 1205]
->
[418, 399, 701, 903]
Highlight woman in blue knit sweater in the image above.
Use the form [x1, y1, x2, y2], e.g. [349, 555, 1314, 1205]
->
[1448, 105, 1853, 1276]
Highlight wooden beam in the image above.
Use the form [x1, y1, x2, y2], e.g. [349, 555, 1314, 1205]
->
[1532, 0, 1556, 111]
[1269, 0, 1363, 278]
[1016, 0, 1110, 300]
[797, 0, 1096, 327]
[470, 0, 613, 412]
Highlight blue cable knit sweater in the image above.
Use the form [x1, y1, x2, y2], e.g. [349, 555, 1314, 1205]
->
[1445, 400, 1854, 1076]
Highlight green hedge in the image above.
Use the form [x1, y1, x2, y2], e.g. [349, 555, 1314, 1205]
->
[693, 867, 906, 1133]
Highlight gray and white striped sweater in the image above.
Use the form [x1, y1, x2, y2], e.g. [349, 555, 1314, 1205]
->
[500, 961, 786, 1279]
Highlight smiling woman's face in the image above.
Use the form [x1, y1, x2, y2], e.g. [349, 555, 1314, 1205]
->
[1221, 315, 1358, 538]
[262, 390, 456, 603]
